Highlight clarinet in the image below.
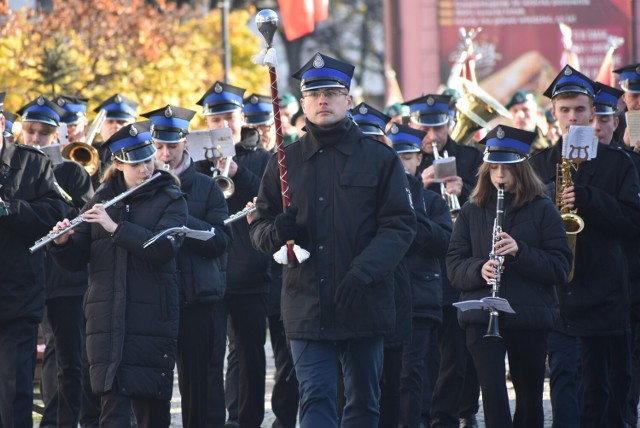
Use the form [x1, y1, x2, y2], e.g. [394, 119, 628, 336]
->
[30, 173, 161, 253]
[484, 183, 505, 340]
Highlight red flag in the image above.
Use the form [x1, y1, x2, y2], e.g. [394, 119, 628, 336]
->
[278, 0, 329, 41]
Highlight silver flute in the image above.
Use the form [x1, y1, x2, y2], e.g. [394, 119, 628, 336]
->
[30, 173, 161, 253]
[224, 206, 257, 225]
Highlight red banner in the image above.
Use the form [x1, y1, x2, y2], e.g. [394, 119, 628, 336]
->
[438, 1, 632, 104]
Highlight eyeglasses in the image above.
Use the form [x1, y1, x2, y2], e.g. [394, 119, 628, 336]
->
[303, 89, 348, 99]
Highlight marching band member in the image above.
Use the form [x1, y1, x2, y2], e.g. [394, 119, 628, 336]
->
[387, 124, 454, 428]
[448, 125, 572, 428]
[91, 94, 139, 189]
[530, 65, 640, 427]
[505, 90, 552, 153]
[47, 121, 187, 428]
[243, 93, 277, 152]
[592, 81, 640, 426]
[196, 81, 272, 428]
[16, 95, 94, 428]
[250, 52, 416, 428]
[0, 96, 69, 428]
[143, 104, 232, 428]
[54, 95, 90, 143]
[614, 63, 640, 151]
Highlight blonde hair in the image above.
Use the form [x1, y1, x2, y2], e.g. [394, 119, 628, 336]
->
[470, 161, 546, 209]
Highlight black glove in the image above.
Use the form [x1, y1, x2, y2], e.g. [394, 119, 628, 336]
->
[334, 273, 368, 313]
[274, 206, 299, 244]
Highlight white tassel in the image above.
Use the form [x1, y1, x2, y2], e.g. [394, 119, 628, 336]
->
[263, 48, 278, 67]
[273, 246, 289, 264]
[273, 244, 311, 265]
[293, 245, 310, 263]
[252, 49, 267, 66]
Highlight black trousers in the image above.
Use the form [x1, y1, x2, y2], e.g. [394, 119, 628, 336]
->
[580, 334, 631, 428]
[379, 346, 403, 428]
[40, 296, 84, 428]
[626, 316, 640, 426]
[0, 318, 38, 428]
[399, 319, 438, 428]
[99, 391, 169, 428]
[431, 305, 479, 428]
[466, 325, 547, 428]
[268, 313, 299, 428]
[177, 301, 227, 428]
[226, 293, 268, 428]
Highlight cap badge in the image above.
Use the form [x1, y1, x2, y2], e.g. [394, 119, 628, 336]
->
[426, 96, 435, 106]
[214, 83, 223, 94]
[390, 123, 399, 134]
[164, 106, 173, 118]
[114, 95, 123, 103]
[313, 54, 325, 69]
[496, 126, 505, 139]
[358, 105, 368, 115]
[57, 98, 66, 106]
[635, 65, 640, 76]
[129, 126, 138, 137]
[564, 67, 573, 76]
[251, 95, 259, 105]
[37, 96, 45, 106]
[515, 94, 524, 104]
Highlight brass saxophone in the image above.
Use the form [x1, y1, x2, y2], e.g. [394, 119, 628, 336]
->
[555, 157, 584, 282]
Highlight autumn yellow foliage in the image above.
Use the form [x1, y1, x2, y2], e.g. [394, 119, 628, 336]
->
[0, 0, 271, 128]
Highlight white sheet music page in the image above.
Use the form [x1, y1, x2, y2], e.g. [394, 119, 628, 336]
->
[563, 125, 596, 162]
[627, 110, 640, 149]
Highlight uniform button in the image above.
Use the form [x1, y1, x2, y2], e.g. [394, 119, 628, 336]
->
[320, 279, 325, 283]
[121, 388, 126, 392]
[163, 354, 168, 358]
[320, 327, 325, 331]
[319, 245, 324, 250]
[319, 197, 324, 201]
[161, 372, 166, 377]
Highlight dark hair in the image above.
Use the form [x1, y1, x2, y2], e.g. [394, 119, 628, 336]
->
[470, 161, 546, 209]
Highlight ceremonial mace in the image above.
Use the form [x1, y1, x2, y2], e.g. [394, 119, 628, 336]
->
[254, 9, 309, 267]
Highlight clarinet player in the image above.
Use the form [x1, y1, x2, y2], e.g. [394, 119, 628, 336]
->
[447, 125, 572, 428]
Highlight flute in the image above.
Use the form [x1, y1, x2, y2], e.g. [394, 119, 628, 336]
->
[224, 206, 257, 225]
[30, 173, 161, 253]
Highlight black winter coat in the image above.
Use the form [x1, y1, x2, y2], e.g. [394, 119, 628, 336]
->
[177, 160, 231, 305]
[48, 171, 187, 400]
[250, 118, 417, 340]
[0, 143, 69, 323]
[407, 188, 453, 322]
[45, 159, 94, 300]
[529, 141, 640, 335]
[447, 194, 572, 331]
[196, 127, 272, 295]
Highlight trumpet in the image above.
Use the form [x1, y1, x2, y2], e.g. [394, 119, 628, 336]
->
[432, 142, 461, 217]
[213, 154, 235, 199]
[224, 206, 257, 225]
[29, 173, 161, 253]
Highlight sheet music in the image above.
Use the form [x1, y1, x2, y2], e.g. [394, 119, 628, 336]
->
[186, 129, 235, 162]
[562, 125, 596, 162]
[433, 156, 457, 182]
[143, 226, 215, 248]
[39, 144, 64, 165]
[627, 110, 640, 148]
[452, 297, 515, 314]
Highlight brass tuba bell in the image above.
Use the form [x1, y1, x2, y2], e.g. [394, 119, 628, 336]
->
[450, 79, 512, 146]
[62, 142, 100, 176]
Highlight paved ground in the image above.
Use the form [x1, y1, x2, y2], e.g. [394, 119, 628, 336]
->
[34, 338, 555, 427]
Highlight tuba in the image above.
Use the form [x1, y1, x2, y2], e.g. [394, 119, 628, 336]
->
[450, 79, 512, 146]
[556, 157, 584, 283]
[62, 142, 100, 176]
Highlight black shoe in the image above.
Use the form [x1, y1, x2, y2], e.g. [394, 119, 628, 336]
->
[224, 421, 239, 428]
[459, 415, 478, 428]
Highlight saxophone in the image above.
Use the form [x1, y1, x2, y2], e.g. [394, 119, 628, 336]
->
[555, 157, 584, 282]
